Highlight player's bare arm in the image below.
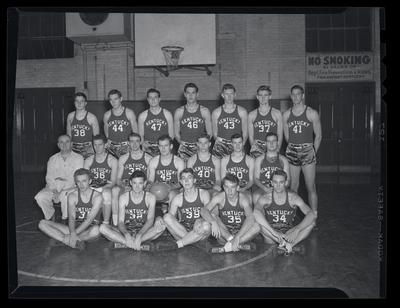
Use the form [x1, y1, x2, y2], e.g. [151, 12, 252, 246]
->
[238, 106, 248, 143]
[212, 156, 222, 189]
[308, 108, 322, 153]
[164, 109, 175, 139]
[211, 107, 221, 139]
[220, 156, 229, 179]
[200, 106, 213, 137]
[66, 112, 74, 137]
[147, 156, 158, 184]
[248, 110, 257, 145]
[103, 111, 111, 139]
[272, 108, 283, 151]
[280, 155, 291, 187]
[167, 193, 182, 217]
[173, 107, 184, 142]
[116, 154, 128, 186]
[137, 111, 147, 142]
[83, 155, 94, 170]
[282, 110, 290, 143]
[127, 108, 138, 133]
[88, 113, 100, 135]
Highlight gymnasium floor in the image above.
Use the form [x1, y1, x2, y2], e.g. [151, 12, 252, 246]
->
[11, 172, 383, 298]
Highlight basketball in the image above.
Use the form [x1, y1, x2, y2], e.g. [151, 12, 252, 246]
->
[150, 182, 170, 201]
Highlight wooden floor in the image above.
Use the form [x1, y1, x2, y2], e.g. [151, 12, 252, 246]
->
[10, 172, 384, 298]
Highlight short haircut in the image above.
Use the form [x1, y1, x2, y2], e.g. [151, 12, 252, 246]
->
[128, 132, 141, 141]
[74, 92, 87, 101]
[180, 168, 195, 179]
[158, 134, 172, 144]
[129, 170, 147, 182]
[256, 85, 272, 95]
[271, 169, 288, 181]
[108, 89, 122, 98]
[230, 133, 243, 141]
[74, 168, 91, 180]
[291, 85, 304, 94]
[197, 133, 211, 141]
[265, 132, 278, 140]
[223, 173, 239, 186]
[184, 83, 199, 93]
[92, 134, 107, 144]
[58, 134, 71, 142]
[222, 83, 236, 92]
[147, 88, 161, 98]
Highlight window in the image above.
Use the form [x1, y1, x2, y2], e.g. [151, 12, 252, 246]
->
[17, 13, 74, 59]
[306, 8, 372, 52]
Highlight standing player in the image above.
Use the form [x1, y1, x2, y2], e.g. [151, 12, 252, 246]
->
[283, 85, 322, 219]
[174, 83, 212, 161]
[103, 89, 138, 159]
[201, 174, 259, 253]
[38, 168, 103, 249]
[147, 135, 185, 211]
[163, 168, 212, 249]
[99, 170, 166, 251]
[138, 88, 174, 157]
[220, 134, 254, 202]
[248, 85, 283, 158]
[254, 169, 316, 254]
[66, 92, 100, 159]
[211, 84, 248, 159]
[84, 134, 118, 225]
[253, 132, 290, 206]
[187, 134, 222, 196]
[111, 133, 151, 226]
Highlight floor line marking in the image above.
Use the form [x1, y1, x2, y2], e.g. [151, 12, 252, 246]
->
[16, 220, 40, 229]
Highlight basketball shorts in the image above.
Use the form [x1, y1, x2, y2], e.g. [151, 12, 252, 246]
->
[107, 141, 130, 159]
[76, 217, 101, 227]
[180, 220, 195, 232]
[211, 138, 233, 159]
[142, 141, 160, 157]
[72, 142, 94, 159]
[226, 224, 242, 236]
[196, 179, 215, 190]
[271, 223, 294, 234]
[285, 143, 316, 166]
[178, 141, 198, 162]
[126, 224, 144, 235]
[250, 140, 267, 158]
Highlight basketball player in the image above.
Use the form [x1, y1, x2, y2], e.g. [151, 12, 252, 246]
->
[163, 168, 212, 249]
[138, 88, 174, 157]
[34, 134, 84, 221]
[84, 134, 118, 225]
[111, 132, 151, 226]
[147, 135, 185, 211]
[201, 174, 259, 253]
[187, 134, 222, 196]
[254, 169, 316, 254]
[174, 83, 212, 161]
[282, 85, 322, 219]
[103, 89, 138, 159]
[253, 132, 290, 206]
[66, 92, 100, 159]
[220, 133, 254, 203]
[248, 85, 283, 158]
[99, 170, 166, 251]
[38, 168, 103, 250]
[211, 83, 248, 159]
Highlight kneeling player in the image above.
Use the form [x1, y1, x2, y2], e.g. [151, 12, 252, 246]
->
[99, 170, 165, 251]
[38, 168, 103, 250]
[201, 173, 259, 253]
[163, 168, 211, 249]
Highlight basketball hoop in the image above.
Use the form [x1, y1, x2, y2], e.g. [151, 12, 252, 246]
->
[161, 46, 184, 70]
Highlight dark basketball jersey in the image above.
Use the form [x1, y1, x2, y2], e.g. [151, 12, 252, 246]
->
[226, 155, 250, 188]
[264, 191, 296, 230]
[144, 108, 169, 143]
[219, 193, 245, 231]
[71, 111, 93, 143]
[287, 106, 314, 144]
[75, 189, 95, 223]
[192, 154, 216, 189]
[217, 105, 242, 140]
[124, 191, 148, 230]
[253, 108, 278, 142]
[155, 155, 179, 184]
[121, 152, 147, 182]
[89, 154, 112, 187]
[178, 189, 203, 230]
[180, 105, 207, 143]
[107, 107, 132, 143]
[259, 154, 284, 187]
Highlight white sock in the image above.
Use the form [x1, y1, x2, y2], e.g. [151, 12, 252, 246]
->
[227, 235, 234, 242]
[177, 240, 184, 248]
[112, 214, 118, 226]
[223, 241, 232, 252]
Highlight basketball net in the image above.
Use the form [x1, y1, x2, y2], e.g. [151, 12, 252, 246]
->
[161, 46, 184, 70]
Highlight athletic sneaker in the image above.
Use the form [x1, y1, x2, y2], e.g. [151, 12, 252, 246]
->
[210, 246, 225, 254]
[114, 242, 127, 249]
[238, 242, 257, 251]
[140, 242, 156, 252]
[155, 241, 179, 251]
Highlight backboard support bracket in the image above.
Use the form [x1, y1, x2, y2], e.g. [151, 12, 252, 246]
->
[154, 65, 213, 77]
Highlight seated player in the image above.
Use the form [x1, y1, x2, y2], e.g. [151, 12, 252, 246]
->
[187, 134, 222, 196]
[111, 132, 151, 226]
[252, 132, 290, 206]
[147, 135, 185, 212]
[254, 169, 316, 254]
[38, 168, 103, 250]
[163, 168, 212, 250]
[99, 170, 166, 251]
[84, 134, 118, 225]
[200, 174, 259, 253]
[221, 133, 254, 203]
